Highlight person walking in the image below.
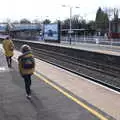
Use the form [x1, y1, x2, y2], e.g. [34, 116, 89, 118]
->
[18, 44, 35, 99]
[2, 36, 14, 68]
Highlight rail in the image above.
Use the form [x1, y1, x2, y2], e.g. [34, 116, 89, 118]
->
[13, 39, 120, 92]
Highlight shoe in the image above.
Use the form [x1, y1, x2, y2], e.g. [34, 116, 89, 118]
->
[26, 94, 31, 99]
[9, 64, 12, 68]
[28, 95, 31, 98]
[8, 64, 12, 68]
[8, 64, 10, 68]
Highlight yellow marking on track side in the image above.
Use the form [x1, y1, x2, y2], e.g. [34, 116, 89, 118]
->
[34, 72, 108, 120]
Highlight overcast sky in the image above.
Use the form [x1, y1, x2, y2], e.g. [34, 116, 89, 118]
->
[0, 0, 120, 22]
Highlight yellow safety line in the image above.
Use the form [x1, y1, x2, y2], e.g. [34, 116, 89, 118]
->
[1, 46, 108, 120]
[0, 46, 108, 119]
[34, 72, 108, 120]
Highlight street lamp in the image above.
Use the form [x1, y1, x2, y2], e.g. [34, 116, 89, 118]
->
[62, 5, 80, 44]
[107, 8, 114, 45]
[103, 8, 114, 39]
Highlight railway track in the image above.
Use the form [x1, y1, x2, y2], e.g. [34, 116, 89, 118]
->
[14, 41, 120, 92]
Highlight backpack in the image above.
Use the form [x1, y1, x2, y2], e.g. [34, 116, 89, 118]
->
[9, 42, 14, 51]
[21, 56, 35, 69]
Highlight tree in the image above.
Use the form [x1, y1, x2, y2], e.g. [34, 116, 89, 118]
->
[113, 8, 119, 21]
[113, 8, 119, 32]
[62, 19, 70, 29]
[6, 24, 10, 34]
[80, 20, 87, 29]
[20, 18, 31, 24]
[5, 23, 14, 36]
[32, 19, 40, 24]
[87, 21, 96, 29]
[72, 15, 81, 29]
[12, 20, 19, 24]
[95, 7, 109, 34]
[43, 19, 51, 24]
[53, 19, 61, 24]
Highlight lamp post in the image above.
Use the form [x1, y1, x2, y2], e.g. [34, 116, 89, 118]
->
[107, 9, 113, 45]
[62, 5, 80, 44]
[69, 6, 72, 44]
[104, 7, 114, 44]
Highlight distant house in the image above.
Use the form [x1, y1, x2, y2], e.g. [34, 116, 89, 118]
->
[110, 19, 120, 38]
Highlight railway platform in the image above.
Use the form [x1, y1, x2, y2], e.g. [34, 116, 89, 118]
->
[23, 39, 120, 56]
[0, 44, 120, 120]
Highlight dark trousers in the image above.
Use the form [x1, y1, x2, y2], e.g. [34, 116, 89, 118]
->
[23, 75, 32, 95]
[6, 56, 12, 67]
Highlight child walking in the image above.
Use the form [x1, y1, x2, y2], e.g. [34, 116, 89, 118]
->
[2, 36, 14, 68]
[18, 44, 35, 99]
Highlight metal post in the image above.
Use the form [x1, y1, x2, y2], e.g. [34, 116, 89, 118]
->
[109, 20, 111, 34]
[69, 7, 72, 45]
[84, 31, 85, 42]
[109, 17, 112, 46]
[62, 5, 80, 44]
